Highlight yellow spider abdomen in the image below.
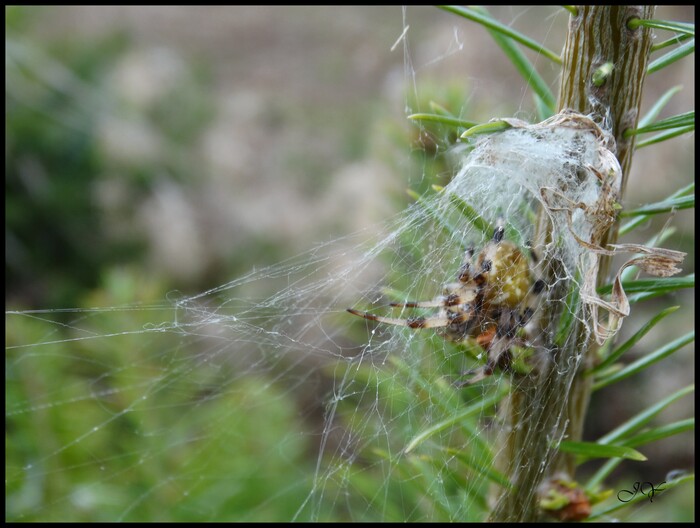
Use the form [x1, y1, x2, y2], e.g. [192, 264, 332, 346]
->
[486, 241, 531, 307]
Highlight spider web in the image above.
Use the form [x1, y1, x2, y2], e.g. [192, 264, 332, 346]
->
[6, 6, 693, 523]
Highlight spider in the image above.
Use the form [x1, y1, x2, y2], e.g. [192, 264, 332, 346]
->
[347, 224, 545, 384]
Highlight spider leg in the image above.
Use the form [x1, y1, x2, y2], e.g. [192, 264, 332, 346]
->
[516, 275, 545, 326]
[527, 239, 545, 298]
[389, 300, 444, 308]
[455, 310, 518, 386]
[458, 229, 501, 285]
[455, 368, 489, 387]
[347, 308, 468, 329]
[389, 290, 476, 309]
[493, 224, 505, 243]
[495, 308, 519, 338]
[457, 247, 475, 283]
[455, 335, 514, 386]
[526, 240, 540, 264]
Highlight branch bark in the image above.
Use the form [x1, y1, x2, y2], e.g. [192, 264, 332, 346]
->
[489, 6, 655, 522]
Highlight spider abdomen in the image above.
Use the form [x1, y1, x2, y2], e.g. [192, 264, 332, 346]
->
[481, 241, 532, 307]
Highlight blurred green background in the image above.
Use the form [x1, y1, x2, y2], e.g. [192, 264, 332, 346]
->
[6, 6, 694, 521]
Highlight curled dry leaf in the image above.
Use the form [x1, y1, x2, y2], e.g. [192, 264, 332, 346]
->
[535, 111, 686, 344]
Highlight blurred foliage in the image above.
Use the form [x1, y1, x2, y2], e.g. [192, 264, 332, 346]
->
[6, 30, 129, 307]
[6, 269, 321, 522]
[6, 7, 214, 308]
[7, 8, 320, 520]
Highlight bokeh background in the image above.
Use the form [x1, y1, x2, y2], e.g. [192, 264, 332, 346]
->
[6, 6, 694, 521]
